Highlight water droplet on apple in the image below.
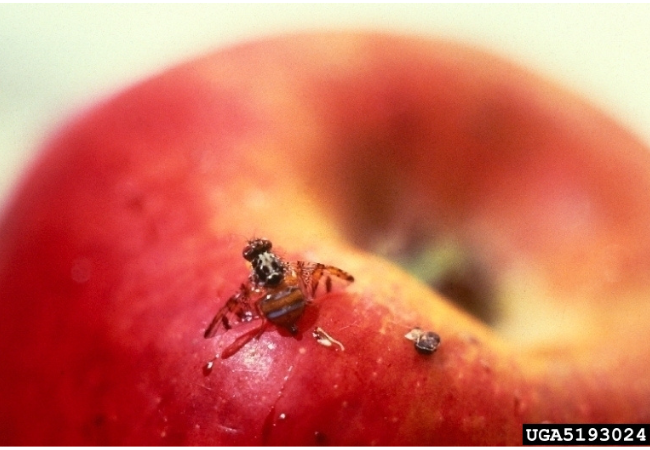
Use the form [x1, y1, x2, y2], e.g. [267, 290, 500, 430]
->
[406, 327, 441, 354]
[203, 360, 214, 376]
[404, 327, 423, 341]
[414, 331, 441, 354]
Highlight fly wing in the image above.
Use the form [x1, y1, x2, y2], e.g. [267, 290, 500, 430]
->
[204, 284, 258, 338]
[290, 261, 354, 299]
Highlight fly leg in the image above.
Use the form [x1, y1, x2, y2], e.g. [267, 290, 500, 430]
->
[220, 319, 269, 359]
[204, 283, 255, 338]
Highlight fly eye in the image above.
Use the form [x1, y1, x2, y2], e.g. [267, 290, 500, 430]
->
[242, 245, 255, 261]
[243, 239, 273, 261]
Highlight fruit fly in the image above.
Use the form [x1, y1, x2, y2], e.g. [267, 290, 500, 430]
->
[204, 238, 354, 359]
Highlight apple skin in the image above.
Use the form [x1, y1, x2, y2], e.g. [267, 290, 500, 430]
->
[1, 32, 650, 445]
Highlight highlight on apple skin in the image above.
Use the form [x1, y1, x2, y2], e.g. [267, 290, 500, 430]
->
[1, 32, 650, 445]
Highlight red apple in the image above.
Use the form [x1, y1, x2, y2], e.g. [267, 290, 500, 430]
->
[1, 32, 650, 445]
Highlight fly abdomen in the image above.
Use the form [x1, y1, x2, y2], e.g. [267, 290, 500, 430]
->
[259, 286, 305, 331]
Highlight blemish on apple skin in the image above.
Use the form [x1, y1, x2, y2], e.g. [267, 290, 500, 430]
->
[217, 423, 240, 435]
[283, 364, 293, 381]
[262, 407, 289, 443]
[70, 257, 92, 283]
[194, 382, 213, 392]
[314, 431, 328, 445]
[244, 189, 270, 211]
[93, 414, 105, 427]
[262, 407, 276, 442]
[514, 393, 525, 416]
[460, 332, 480, 345]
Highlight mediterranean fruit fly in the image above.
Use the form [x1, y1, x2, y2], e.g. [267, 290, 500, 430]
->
[204, 238, 354, 359]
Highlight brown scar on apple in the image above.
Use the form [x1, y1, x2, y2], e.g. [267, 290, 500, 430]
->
[405, 327, 441, 354]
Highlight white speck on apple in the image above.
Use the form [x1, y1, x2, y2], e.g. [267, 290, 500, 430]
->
[312, 326, 345, 351]
[404, 327, 423, 341]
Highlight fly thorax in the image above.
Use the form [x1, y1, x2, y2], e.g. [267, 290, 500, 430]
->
[253, 252, 285, 286]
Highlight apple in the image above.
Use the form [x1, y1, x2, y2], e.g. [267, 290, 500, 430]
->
[1, 32, 650, 445]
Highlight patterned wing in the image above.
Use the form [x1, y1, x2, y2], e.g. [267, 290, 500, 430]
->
[204, 283, 259, 338]
[291, 261, 354, 299]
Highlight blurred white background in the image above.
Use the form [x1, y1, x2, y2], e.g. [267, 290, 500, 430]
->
[2, 4, 650, 210]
